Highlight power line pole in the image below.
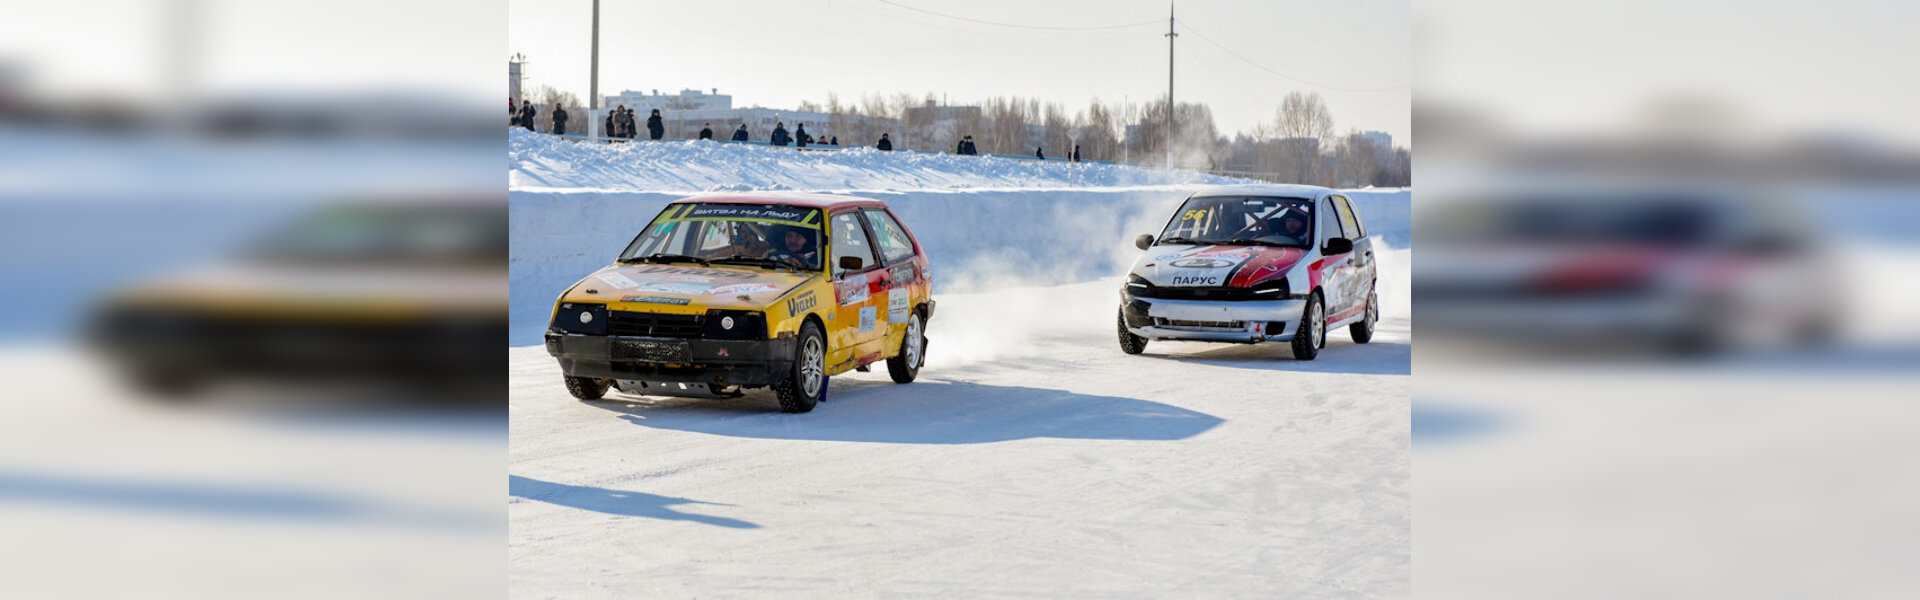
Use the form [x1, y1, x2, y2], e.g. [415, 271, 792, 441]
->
[589, 0, 601, 142]
[1165, 2, 1177, 172]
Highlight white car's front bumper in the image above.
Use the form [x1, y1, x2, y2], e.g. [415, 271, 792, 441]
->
[1125, 296, 1308, 343]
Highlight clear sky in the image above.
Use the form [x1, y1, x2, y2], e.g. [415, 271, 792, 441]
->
[508, 0, 1412, 145]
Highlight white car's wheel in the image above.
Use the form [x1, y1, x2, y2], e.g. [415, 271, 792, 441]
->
[1349, 287, 1378, 344]
[1292, 293, 1324, 360]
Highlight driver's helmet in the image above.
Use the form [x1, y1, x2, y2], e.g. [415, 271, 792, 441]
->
[769, 225, 815, 255]
[1274, 211, 1309, 237]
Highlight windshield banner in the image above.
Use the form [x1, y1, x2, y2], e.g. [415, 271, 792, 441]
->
[674, 204, 821, 228]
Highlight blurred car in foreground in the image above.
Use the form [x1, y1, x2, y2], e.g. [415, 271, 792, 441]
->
[1415, 181, 1833, 355]
[89, 198, 505, 400]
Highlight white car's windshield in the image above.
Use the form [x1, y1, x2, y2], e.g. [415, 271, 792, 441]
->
[618, 203, 826, 271]
[1158, 196, 1313, 247]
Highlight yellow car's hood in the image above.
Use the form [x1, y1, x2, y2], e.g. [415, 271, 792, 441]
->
[561, 263, 817, 310]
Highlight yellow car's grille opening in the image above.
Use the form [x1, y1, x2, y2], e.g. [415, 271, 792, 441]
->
[607, 311, 703, 338]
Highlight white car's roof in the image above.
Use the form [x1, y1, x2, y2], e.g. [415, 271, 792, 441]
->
[1187, 184, 1334, 199]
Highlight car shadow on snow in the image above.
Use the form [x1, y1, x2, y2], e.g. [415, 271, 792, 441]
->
[1147, 340, 1411, 376]
[584, 378, 1224, 444]
[507, 475, 760, 529]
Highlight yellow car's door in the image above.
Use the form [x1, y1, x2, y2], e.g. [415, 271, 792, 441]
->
[826, 210, 889, 370]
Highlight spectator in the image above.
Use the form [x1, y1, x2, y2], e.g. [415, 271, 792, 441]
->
[1035, 146, 1045, 161]
[957, 135, 978, 156]
[520, 101, 536, 131]
[551, 103, 569, 135]
[509, 98, 519, 126]
[605, 105, 623, 138]
[877, 133, 892, 151]
[771, 122, 791, 146]
[1072, 144, 1081, 162]
[829, 135, 838, 146]
[795, 123, 810, 148]
[731, 124, 750, 142]
[699, 123, 713, 140]
[646, 109, 665, 140]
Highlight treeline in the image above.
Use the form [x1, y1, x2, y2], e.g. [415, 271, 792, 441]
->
[804, 90, 1409, 187]
[519, 84, 1409, 187]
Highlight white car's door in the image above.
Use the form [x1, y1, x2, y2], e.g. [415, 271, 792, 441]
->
[1315, 196, 1355, 315]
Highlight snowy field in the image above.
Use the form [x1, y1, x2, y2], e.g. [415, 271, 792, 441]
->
[508, 132, 1412, 596]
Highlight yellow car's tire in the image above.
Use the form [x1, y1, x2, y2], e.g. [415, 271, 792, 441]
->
[564, 376, 610, 400]
[775, 321, 827, 413]
[886, 313, 924, 383]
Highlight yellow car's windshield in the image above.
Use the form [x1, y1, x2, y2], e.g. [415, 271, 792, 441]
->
[618, 203, 826, 271]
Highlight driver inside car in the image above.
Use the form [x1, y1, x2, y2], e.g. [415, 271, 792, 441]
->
[762, 225, 819, 268]
[1232, 208, 1311, 244]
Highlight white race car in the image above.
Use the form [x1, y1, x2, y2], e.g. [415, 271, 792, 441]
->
[1119, 185, 1380, 360]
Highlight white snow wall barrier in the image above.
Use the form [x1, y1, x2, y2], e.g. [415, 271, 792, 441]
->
[510, 188, 1410, 345]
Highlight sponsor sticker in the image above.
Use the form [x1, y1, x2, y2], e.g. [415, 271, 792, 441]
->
[837, 274, 870, 306]
[630, 265, 754, 280]
[1169, 275, 1221, 286]
[786, 291, 817, 315]
[597, 272, 640, 289]
[620, 295, 691, 305]
[710, 282, 783, 296]
[887, 288, 910, 322]
[858, 306, 877, 332]
[638, 281, 712, 295]
[667, 275, 714, 283]
[1169, 257, 1237, 269]
[889, 263, 917, 285]
[681, 205, 816, 223]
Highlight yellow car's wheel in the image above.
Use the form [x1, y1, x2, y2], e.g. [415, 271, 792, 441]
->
[564, 376, 610, 400]
[886, 312, 924, 383]
[775, 321, 827, 413]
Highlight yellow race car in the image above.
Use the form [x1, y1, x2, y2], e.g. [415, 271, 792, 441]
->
[544, 193, 934, 412]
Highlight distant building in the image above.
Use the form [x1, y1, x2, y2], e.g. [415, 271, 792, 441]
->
[1351, 129, 1397, 161]
[604, 88, 733, 113]
[508, 55, 526, 104]
[1354, 130, 1392, 151]
[903, 100, 981, 150]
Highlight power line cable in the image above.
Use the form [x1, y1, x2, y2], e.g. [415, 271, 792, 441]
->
[1177, 21, 1407, 93]
[875, 0, 1161, 31]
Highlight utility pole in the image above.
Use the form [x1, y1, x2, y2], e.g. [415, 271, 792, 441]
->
[1165, 2, 1177, 172]
[589, 0, 601, 142]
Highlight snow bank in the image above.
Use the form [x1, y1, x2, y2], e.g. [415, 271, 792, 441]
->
[509, 128, 1247, 193]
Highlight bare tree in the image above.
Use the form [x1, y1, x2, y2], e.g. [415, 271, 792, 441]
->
[1275, 91, 1334, 184]
[1334, 129, 1379, 187]
[530, 85, 583, 135]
